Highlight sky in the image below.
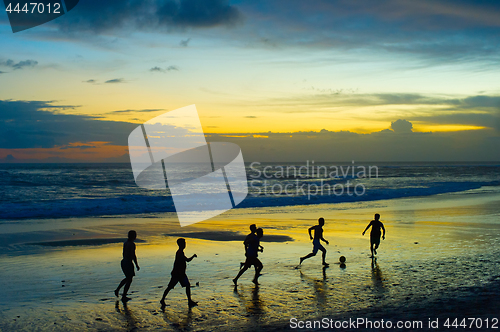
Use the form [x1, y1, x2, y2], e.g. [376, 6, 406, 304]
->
[0, 0, 499, 162]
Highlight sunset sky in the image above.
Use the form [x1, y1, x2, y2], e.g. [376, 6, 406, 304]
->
[1, 0, 499, 162]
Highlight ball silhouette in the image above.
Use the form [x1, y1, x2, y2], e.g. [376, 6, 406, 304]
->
[339, 256, 346, 263]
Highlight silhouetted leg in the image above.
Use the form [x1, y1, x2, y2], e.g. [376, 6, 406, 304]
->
[115, 278, 127, 296]
[320, 247, 328, 265]
[253, 260, 263, 284]
[370, 242, 374, 258]
[186, 286, 198, 307]
[233, 265, 249, 285]
[300, 252, 316, 264]
[160, 285, 174, 306]
[122, 277, 133, 298]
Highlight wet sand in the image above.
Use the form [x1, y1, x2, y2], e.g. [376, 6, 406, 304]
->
[0, 188, 499, 331]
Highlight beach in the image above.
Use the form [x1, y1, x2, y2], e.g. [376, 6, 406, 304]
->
[1, 187, 499, 331]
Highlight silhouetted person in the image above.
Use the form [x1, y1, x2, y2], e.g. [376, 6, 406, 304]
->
[300, 217, 329, 266]
[234, 228, 264, 285]
[362, 213, 386, 258]
[160, 238, 198, 308]
[240, 224, 257, 269]
[115, 230, 140, 301]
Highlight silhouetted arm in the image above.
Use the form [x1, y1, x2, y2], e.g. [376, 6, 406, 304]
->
[362, 221, 372, 235]
[308, 226, 314, 240]
[321, 234, 329, 245]
[186, 254, 197, 262]
[381, 223, 386, 240]
[133, 244, 140, 271]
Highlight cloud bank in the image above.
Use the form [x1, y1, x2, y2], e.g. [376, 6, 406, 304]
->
[0, 100, 135, 149]
[0, 59, 38, 70]
[55, 0, 242, 33]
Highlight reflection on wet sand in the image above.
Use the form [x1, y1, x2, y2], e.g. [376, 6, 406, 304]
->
[371, 258, 387, 296]
[115, 300, 138, 331]
[234, 285, 265, 320]
[161, 305, 194, 331]
[300, 266, 328, 310]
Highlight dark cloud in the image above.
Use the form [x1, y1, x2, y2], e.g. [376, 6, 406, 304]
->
[180, 38, 191, 46]
[0, 71, 6, 74]
[232, 0, 500, 63]
[0, 59, 38, 70]
[54, 0, 242, 33]
[83, 79, 97, 83]
[0, 100, 136, 149]
[460, 95, 500, 109]
[391, 119, 413, 133]
[104, 78, 125, 84]
[150, 65, 179, 72]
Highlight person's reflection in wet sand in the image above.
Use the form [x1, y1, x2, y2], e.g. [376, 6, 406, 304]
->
[161, 306, 193, 331]
[249, 285, 264, 316]
[234, 285, 265, 323]
[371, 258, 386, 296]
[300, 266, 328, 309]
[115, 300, 138, 331]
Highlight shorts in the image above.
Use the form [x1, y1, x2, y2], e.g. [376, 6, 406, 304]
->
[121, 259, 135, 278]
[168, 274, 190, 288]
[312, 239, 325, 254]
[370, 233, 381, 246]
[243, 256, 263, 269]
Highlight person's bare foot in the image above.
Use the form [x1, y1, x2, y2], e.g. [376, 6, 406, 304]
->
[232, 278, 237, 285]
[188, 300, 198, 308]
[252, 279, 260, 285]
[114, 289, 119, 297]
[160, 299, 166, 307]
[374, 248, 377, 255]
[322, 262, 329, 266]
[121, 296, 131, 302]
[299, 257, 304, 265]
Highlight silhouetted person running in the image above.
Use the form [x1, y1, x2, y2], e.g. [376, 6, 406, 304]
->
[300, 218, 329, 266]
[362, 213, 386, 258]
[234, 228, 264, 285]
[239, 224, 260, 269]
[115, 230, 140, 301]
[160, 238, 198, 308]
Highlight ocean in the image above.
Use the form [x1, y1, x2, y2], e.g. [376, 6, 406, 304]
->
[1, 162, 500, 330]
[0, 162, 499, 220]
